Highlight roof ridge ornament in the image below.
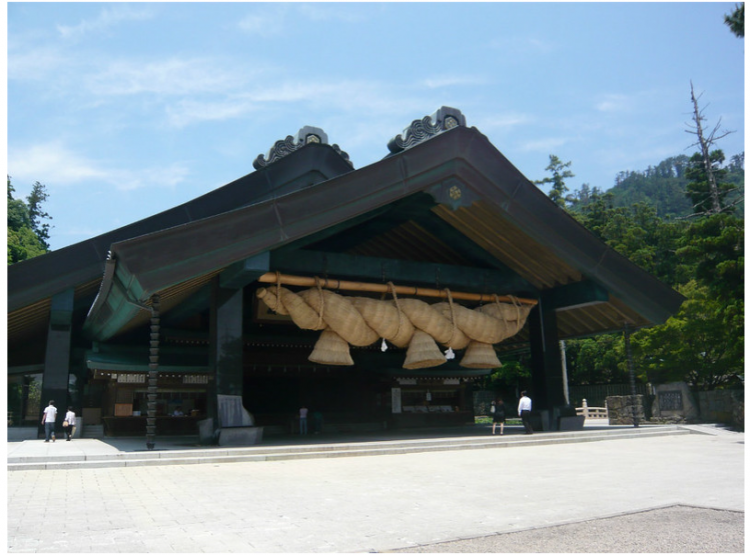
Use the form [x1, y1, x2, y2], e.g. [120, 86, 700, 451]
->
[387, 107, 466, 154]
[253, 126, 353, 170]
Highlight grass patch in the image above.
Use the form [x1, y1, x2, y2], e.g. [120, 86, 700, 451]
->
[475, 416, 522, 425]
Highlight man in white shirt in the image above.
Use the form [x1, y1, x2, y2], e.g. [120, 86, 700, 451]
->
[517, 391, 533, 435]
[42, 400, 57, 442]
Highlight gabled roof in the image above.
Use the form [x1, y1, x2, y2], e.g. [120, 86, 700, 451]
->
[8, 141, 353, 343]
[8, 114, 685, 350]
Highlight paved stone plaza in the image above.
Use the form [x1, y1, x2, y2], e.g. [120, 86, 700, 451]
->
[7, 427, 744, 553]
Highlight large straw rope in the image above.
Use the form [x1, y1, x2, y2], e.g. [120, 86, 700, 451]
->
[256, 285, 531, 349]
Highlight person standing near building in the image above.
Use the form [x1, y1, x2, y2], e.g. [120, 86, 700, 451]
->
[491, 398, 506, 435]
[299, 405, 308, 435]
[42, 400, 57, 442]
[63, 406, 76, 441]
[518, 391, 533, 435]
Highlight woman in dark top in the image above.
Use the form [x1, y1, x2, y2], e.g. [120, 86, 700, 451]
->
[491, 398, 506, 435]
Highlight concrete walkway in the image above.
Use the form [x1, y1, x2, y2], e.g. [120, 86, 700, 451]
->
[6, 423, 744, 553]
[8, 421, 682, 470]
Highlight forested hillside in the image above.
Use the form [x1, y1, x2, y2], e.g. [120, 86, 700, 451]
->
[478, 131, 747, 401]
[538, 148, 744, 393]
[569, 152, 744, 219]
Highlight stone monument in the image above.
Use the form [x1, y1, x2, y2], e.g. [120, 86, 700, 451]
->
[652, 381, 698, 423]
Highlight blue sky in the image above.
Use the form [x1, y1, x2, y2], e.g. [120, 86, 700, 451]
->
[7, 2, 745, 251]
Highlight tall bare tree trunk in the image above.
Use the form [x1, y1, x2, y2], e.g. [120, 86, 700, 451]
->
[689, 82, 724, 215]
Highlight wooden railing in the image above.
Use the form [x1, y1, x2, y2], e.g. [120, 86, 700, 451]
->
[576, 399, 608, 419]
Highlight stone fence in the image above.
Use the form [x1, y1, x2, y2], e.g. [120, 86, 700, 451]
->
[605, 385, 743, 431]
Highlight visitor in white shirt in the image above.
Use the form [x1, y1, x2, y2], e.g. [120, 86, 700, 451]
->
[518, 391, 533, 435]
[42, 400, 57, 442]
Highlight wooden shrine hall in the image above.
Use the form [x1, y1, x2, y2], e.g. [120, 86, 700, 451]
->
[7, 107, 684, 442]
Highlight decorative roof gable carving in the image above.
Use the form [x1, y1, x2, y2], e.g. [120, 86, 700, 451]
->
[253, 125, 353, 170]
[387, 106, 467, 154]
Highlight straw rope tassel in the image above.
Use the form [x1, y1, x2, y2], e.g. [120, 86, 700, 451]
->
[444, 289, 457, 360]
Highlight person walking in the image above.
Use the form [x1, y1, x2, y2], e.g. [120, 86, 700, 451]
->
[518, 391, 533, 435]
[63, 406, 76, 441]
[42, 400, 57, 442]
[299, 406, 308, 435]
[491, 398, 506, 435]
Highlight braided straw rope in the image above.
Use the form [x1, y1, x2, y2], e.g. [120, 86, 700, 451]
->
[256, 282, 532, 368]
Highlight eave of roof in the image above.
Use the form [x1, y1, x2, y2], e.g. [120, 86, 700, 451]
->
[83, 125, 684, 342]
[7, 143, 354, 313]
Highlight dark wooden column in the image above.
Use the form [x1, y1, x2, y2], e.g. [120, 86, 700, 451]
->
[41, 288, 74, 435]
[207, 278, 244, 423]
[527, 295, 567, 415]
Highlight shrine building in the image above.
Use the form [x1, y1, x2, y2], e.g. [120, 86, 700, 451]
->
[7, 107, 684, 441]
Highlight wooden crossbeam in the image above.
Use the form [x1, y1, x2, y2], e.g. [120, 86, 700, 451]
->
[257, 272, 537, 306]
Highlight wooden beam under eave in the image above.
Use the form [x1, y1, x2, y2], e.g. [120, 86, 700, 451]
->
[269, 250, 537, 298]
[256, 272, 538, 305]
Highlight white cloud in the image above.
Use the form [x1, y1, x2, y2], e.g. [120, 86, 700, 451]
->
[166, 98, 260, 128]
[57, 5, 154, 40]
[8, 142, 189, 192]
[489, 36, 556, 56]
[476, 112, 534, 131]
[238, 6, 290, 38]
[595, 93, 635, 113]
[421, 76, 487, 89]
[110, 164, 190, 192]
[86, 58, 245, 96]
[518, 137, 568, 153]
[9, 142, 108, 185]
[164, 79, 418, 128]
[7, 47, 68, 81]
[296, 4, 368, 23]
[237, 4, 366, 37]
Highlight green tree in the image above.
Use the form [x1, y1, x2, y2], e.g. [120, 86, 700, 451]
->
[725, 3, 744, 37]
[632, 281, 743, 390]
[26, 181, 52, 249]
[535, 155, 574, 208]
[565, 335, 628, 386]
[676, 213, 744, 302]
[684, 150, 737, 215]
[7, 177, 51, 264]
[574, 193, 687, 285]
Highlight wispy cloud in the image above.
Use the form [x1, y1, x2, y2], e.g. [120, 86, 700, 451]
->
[166, 98, 261, 128]
[296, 4, 369, 23]
[86, 58, 247, 96]
[595, 93, 635, 113]
[164, 79, 419, 128]
[489, 36, 556, 56]
[238, 6, 290, 38]
[518, 137, 568, 153]
[476, 112, 534, 131]
[238, 4, 368, 37]
[10, 142, 109, 184]
[8, 142, 189, 192]
[110, 165, 190, 192]
[421, 76, 487, 89]
[8, 46, 69, 81]
[57, 5, 154, 40]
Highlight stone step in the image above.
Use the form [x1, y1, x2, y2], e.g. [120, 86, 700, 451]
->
[8, 426, 690, 471]
[81, 425, 105, 439]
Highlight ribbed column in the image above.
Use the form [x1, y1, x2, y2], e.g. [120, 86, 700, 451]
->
[146, 295, 160, 450]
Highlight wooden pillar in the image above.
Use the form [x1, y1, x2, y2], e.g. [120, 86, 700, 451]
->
[527, 296, 567, 414]
[41, 289, 74, 436]
[146, 295, 160, 451]
[207, 278, 244, 422]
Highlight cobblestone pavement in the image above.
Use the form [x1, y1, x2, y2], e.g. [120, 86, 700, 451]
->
[7, 430, 744, 553]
